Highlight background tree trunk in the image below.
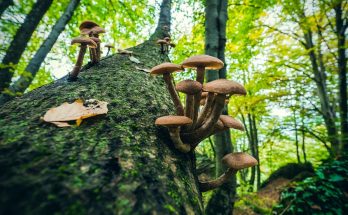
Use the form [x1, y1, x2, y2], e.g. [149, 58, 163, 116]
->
[204, 0, 237, 214]
[0, 0, 13, 17]
[0, 0, 53, 92]
[0, 0, 205, 214]
[0, 0, 81, 105]
[334, 2, 348, 150]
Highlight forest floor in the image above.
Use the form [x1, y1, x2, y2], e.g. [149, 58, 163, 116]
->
[233, 177, 291, 215]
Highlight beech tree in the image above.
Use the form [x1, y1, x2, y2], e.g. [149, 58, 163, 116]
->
[0, 0, 53, 92]
[0, 0, 81, 105]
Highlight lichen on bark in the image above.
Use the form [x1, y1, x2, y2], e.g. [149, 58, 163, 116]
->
[0, 41, 203, 214]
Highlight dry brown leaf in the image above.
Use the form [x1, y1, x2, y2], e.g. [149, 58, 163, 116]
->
[43, 99, 108, 127]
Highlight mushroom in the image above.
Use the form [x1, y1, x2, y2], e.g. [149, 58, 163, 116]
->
[175, 80, 202, 120]
[68, 37, 97, 81]
[155, 115, 192, 153]
[196, 79, 246, 129]
[199, 152, 258, 192]
[89, 37, 101, 64]
[181, 79, 246, 146]
[105, 44, 115, 56]
[156, 39, 168, 54]
[79, 20, 99, 35]
[79, 21, 105, 62]
[150, 63, 185, 116]
[210, 115, 244, 135]
[89, 26, 105, 61]
[181, 55, 224, 130]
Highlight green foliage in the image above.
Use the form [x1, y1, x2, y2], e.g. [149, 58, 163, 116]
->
[235, 193, 273, 214]
[274, 158, 348, 214]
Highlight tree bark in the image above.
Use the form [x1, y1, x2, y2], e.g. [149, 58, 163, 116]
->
[334, 2, 348, 151]
[0, 0, 81, 105]
[204, 0, 236, 214]
[0, 0, 53, 93]
[303, 30, 339, 154]
[0, 0, 13, 18]
[0, 0, 205, 214]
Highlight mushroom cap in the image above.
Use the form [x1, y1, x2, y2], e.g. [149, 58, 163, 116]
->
[79, 20, 99, 31]
[90, 26, 106, 34]
[203, 79, 246, 95]
[156, 39, 168, 44]
[164, 37, 171, 42]
[175, 80, 202, 95]
[155, 115, 192, 126]
[215, 119, 225, 130]
[182, 55, 224, 70]
[150, 62, 183, 75]
[90, 37, 101, 43]
[219, 115, 244, 131]
[105, 44, 115, 48]
[71, 37, 97, 48]
[222, 152, 258, 170]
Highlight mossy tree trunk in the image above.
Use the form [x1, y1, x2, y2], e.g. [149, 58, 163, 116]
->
[0, 0, 204, 214]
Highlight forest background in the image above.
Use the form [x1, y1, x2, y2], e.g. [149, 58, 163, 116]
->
[0, 0, 347, 214]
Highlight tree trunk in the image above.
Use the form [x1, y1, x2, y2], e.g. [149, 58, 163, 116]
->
[204, 0, 236, 214]
[251, 114, 260, 190]
[0, 0, 81, 105]
[334, 2, 348, 151]
[293, 109, 301, 163]
[0, 0, 53, 93]
[0, 0, 13, 17]
[0, 0, 205, 214]
[303, 30, 339, 154]
[247, 113, 256, 190]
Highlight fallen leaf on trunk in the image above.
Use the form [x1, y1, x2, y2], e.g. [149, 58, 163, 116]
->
[117, 49, 133, 55]
[135, 66, 150, 73]
[42, 99, 108, 127]
[129, 56, 141, 64]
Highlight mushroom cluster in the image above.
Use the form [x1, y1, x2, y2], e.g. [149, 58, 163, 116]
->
[152, 54, 247, 151]
[68, 21, 114, 81]
[151, 55, 258, 191]
[156, 37, 175, 54]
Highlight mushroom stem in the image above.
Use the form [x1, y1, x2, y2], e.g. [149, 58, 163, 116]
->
[106, 48, 111, 56]
[190, 66, 205, 130]
[91, 48, 98, 64]
[168, 127, 191, 153]
[163, 74, 185, 116]
[68, 44, 87, 81]
[199, 168, 236, 192]
[185, 94, 194, 119]
[181, 94, 225, 146]
[195, 92, 215, 128]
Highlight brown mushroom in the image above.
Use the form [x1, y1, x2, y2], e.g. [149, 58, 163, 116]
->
[68, 37, 97, 81]
[211, 115, 244, 135]
[156, 39, 168, 54]
[89, 37, 100, 64]
[181, 55, 224, 130]
[175, 80, 202, 120]
[105, 44, 115, 56]
[79, 20, 99, 35]
[196, 79, 246, 129]
[155, 115, 192, 153]
[181, 79, 246, 146]
[199, 152, 258, 192]
[150, 63, 185, 115]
